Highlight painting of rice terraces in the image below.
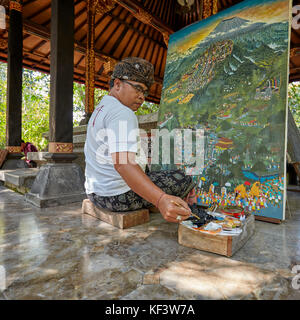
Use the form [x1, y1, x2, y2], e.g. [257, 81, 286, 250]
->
[156, 0, 291, 220]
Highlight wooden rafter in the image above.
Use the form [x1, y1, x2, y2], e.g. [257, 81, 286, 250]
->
[119, 20, 141, 58]
[26, 3, 51, 21]
[89, 0, 174, 46]
[79, 4, 115, 43]
[106, 11, 166, 47]
[98, 11, 131, 51]
[102, 0, 173, 33]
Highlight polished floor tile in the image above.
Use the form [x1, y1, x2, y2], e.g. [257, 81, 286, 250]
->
[0, 186, 300, 300]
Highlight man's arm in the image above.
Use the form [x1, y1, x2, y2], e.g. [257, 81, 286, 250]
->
[112, 152, 191, 223]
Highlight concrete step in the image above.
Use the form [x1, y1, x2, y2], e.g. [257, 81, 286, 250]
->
[42, 125, 88, 139]
[73, 134, 87, 144]
[73, 125, 87, 135]
[137, 112, 158, 124]
[0, 168, 39, 194]
[73, 148, 84, 153]
[42, 113, 159, 141]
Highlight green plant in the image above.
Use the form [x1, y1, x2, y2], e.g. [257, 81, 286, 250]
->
[0, 62, 160, 150]
[288, 82, 300, 128]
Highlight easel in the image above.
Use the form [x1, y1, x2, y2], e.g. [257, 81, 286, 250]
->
[285, 162, 300, 219]
[292, 162, 300, 183]
[287, 162, 300, 193]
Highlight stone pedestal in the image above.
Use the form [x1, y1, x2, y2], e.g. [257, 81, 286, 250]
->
[25, 162, 86, 208]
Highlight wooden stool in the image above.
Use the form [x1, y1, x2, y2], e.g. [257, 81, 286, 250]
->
[82, 199, 150, 229]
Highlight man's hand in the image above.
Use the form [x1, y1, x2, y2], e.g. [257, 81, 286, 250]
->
[157, 194, 191, 223]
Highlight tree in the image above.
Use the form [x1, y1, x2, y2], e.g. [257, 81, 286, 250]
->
[288, 82, 300, 128]
[0, 63, 50, 150]
[0, 62, 160, 149]
[73, 82, 159, 122]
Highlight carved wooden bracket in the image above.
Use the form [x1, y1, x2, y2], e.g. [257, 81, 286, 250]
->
[9, 0, 22, 12]
[94, 0, 116, 15]
[0, 39, 5, 48]
[203, 0, 218, 19]
[134, 8, 153, 25]
[290, 47, 300, 58]
[103, 57, 118, 75]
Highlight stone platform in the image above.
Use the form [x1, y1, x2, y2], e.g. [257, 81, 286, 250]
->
[0, 168, 39, 194]
[1, 186, 300, 300]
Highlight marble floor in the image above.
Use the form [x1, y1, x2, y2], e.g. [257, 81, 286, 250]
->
[0, 185, 300, 300]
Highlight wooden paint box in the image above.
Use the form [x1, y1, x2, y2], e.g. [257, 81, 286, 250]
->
[178, 214, 255, 257]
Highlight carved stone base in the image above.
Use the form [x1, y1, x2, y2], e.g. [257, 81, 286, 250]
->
[25, 163, 86, 208]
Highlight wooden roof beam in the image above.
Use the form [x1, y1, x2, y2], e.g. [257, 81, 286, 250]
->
[114, 0, 173, 33]
[106, 11, 166, 48]
[23, 0, 37, 7]
[88, 0, 173, 45]
[30, 39, 47, 52]
[79, 5, 164, 49]
[22, 19, 164, 84]
[22, 19, 105, 61]
[26, 3, 51, 21]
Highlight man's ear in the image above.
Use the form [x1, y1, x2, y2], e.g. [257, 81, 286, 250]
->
[114, 78, 121, 90]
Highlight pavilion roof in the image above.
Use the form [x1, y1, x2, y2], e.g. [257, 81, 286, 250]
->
[0, 0, 300, 104]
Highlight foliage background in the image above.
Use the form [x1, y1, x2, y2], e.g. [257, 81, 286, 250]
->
[0, 62, 158, 149]
[288, 82, 300, 127]
[0, 61, 299, 150]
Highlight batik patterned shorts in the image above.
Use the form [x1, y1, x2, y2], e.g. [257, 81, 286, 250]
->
[87, 169, 196, 212]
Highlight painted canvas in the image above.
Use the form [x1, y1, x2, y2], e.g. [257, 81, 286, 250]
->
[154, 0, 291, 220]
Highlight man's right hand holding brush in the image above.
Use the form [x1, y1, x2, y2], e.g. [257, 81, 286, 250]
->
[156, 193, 192, 223]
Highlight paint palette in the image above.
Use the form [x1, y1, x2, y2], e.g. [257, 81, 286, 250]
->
[220, 206, 244, 219]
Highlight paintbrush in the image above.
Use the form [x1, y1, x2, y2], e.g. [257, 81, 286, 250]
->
[171, 200, 201, 220]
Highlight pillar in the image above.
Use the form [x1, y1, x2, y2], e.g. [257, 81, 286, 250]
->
[2, 0, 27, 169]
[25, 0, 86, 208]
[48, 0, 75, 156]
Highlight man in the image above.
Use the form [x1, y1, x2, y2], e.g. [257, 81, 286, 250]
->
[84, 57, 195, 223]
[21, 139, 38, 168]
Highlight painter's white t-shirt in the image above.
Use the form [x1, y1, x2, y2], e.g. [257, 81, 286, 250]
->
[84, 95, 140, 196]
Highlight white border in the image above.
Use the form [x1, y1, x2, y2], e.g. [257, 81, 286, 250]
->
[283, 0, 293, 221]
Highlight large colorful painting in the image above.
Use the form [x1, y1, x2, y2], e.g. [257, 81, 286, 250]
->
[155, 0, 291, 220]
